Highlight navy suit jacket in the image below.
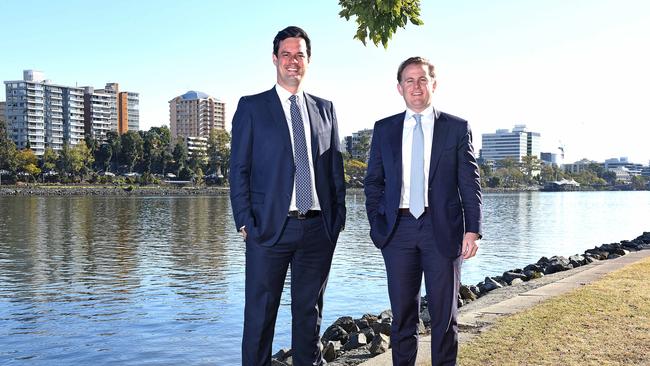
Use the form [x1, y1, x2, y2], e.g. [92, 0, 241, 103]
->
[229, 87, 346, 246]
[364, 109, 482, 257]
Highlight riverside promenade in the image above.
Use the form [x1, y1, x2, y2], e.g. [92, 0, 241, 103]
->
[359, 249, 650, 366]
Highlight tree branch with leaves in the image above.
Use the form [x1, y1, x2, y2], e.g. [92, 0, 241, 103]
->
[339, 0, 424, 48]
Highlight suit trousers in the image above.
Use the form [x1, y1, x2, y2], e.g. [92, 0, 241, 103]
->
[242, 215, 334, 366]
[381, 211, 462, 366]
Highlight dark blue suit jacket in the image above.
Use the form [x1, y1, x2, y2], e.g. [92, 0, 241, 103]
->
[364, 109, 482, 257]
[229, 87, 346, 246]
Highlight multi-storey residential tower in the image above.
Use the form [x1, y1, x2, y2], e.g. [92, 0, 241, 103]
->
[479, 124, 541, 163]
[4, 70, 84, 155]
[169, 91, 225, 140]
[83, 87, 112, 141]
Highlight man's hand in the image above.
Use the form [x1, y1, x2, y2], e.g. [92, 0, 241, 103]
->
[462, 232, 480, 259]
[239, 227, 247, 241]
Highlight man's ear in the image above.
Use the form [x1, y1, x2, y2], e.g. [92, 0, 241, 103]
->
[272, 53, 278, 66]
[397, 83, 404, 97]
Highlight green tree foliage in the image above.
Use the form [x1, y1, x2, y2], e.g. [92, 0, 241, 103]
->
[521, 155, 542, 183]
[95, 143, 113, 172]
[343, 158, 368, 187]
[121, 131, 144, 173]
[106, 131, 121, 171]
[0, 119, 18, 175]
[207, 129, 231, 179]
[631, 175, 648, 190]
[16, 149, 40, 182]
[339, 0, 424, 48]
[41, 147, 59, 174]
[172, 139, 188, 176]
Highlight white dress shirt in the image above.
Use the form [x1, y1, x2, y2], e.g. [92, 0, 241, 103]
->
[275, 84, 321, 211]
[400, 106, 435, 208]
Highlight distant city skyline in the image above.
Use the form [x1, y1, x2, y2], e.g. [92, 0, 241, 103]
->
[1, 0, 649, 163]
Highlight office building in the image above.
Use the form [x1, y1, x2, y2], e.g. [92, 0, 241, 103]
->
[479, 124, 541, 163]
[169, 91, 225, 140]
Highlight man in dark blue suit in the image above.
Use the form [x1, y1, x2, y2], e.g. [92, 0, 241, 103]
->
[364, 57, 482, 366]
[229, 26, 346, 366]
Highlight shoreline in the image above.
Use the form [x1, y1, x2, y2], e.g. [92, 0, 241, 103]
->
[1, 184, 646, 197]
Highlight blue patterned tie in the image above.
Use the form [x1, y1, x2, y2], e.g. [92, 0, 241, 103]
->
[289, 95, 312, 214]
[410, 114, 425, 218]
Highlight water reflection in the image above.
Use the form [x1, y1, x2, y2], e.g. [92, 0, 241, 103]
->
[1, 191, 649, 365]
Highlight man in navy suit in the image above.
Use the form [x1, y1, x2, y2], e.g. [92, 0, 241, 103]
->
[229, 26, 346, 366]
[364, 57, 482, 366]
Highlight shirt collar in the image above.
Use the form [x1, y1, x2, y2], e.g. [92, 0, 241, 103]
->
[405, 105, 435, 123]
[275, 84, 304, 103]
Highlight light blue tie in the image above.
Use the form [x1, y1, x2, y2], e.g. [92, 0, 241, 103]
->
[289, 95, 313, 214]
[410, 114, 425, 218]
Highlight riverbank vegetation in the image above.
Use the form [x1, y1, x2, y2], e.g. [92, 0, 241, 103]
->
[0, 121, 230, 186]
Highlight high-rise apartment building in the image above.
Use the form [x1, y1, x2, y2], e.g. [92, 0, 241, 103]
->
[479, 124, 541, 163]
[99, 83, 139, 134]
[169, 91, 225, 139]
[83, 87, 112, 141]
[3, 71, 139, 155]
[4, 70, 84, 155]
[344, 128, 373, 161]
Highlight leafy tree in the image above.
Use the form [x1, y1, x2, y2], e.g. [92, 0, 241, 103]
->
[106, 131, 121, 171]
[339, 0, 424, 48]
[356, 133, 371, 162]
[41, 147, 59, 175]
[521, 155, 542, 183]
[207, 129, 231, 179]
[16, 149, 40, 182]
[172, 139, 188, 176]
[95, 143, 113, 172]
[343, 158, 368, 187]
[0, 119, 18, 175]
[631, 175, 648, 190]
[121, 131, 144, 173]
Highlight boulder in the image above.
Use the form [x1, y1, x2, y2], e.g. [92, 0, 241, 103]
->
[361, 313, 379, 325]
[355, 318, 370, 330]
[322, 325, 349, 344]
[379, 309, 393, 322]
[322, 341, 340, 362]
[343, 332, 367, 350]
[369, 333, 391, 355]
[372, 321, 392, 336]
[502, 271, 528, 284]
[459, 284, 478, 301]
[360, 326, 376, 342]
[568, 254, 586, 267]
[608, 253, 622, 259]
[510, 278, 524, 285]
[524, 263, 543, 272]
[544, 256, 573, 274]
[332, 316, 359, 334]
[420, 308, 431, 326]
[479, 277, 503, 292]
[273, 348, 292, 361]
[469, 285, 481, 298]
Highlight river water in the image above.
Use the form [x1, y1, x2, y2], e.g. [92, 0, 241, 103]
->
[0, 191, 648, 365]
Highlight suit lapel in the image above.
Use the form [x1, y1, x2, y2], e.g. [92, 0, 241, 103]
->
[265, 88, 292, 155]
[428, 109, 449, 183]
[304, 94, 321, 166]
[389, 112, 405, 181]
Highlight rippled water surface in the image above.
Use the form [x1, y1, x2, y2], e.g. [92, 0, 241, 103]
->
[1, 191, 648, 365]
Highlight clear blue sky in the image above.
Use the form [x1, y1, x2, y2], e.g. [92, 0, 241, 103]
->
[2, 0, 649, 164]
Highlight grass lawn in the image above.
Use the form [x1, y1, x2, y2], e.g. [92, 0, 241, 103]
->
[457, 256, 650, 365]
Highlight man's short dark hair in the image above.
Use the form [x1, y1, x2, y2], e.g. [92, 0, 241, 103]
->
[273, 26, 311, 58]
[397, 56, 435, 82]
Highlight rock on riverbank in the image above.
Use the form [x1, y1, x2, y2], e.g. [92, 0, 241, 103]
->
[271, 231, 650, 366]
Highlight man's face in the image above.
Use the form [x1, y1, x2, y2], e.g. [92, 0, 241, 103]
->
[273, 37, 309, 91]
[397, 63, 437, 113]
